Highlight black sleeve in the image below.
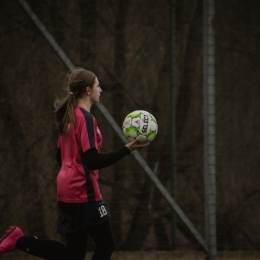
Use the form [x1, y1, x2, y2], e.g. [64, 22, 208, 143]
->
[83, 146, 131, 170]
[56, 148, 62, 168]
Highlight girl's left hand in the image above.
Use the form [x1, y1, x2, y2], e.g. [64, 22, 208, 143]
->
[125, 139, 150, 152]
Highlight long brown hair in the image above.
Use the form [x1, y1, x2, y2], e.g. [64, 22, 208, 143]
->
[54, 67, 96, 135]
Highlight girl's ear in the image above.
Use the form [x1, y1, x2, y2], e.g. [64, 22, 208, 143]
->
[86, 86, 91, 95]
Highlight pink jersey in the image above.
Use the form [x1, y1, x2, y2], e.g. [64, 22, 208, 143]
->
[56, 106, 103, 203]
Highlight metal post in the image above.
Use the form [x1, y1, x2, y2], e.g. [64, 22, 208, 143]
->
[203, 0, 217, 259]
[170, 0, 176, 250]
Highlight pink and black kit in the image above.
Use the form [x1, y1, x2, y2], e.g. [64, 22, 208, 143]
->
[56, 106, 129, 234]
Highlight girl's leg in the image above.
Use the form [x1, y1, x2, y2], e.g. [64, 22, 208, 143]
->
[16, 236, 67, 260]
[87, 220, 114, 260]
[64, 229, 89, 260]
[16, 228, 88, 260]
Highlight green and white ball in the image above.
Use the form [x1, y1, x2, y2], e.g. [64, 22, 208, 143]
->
[122, 110, 158, 143]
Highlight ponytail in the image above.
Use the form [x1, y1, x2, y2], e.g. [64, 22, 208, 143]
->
[54, 94, 76, 136]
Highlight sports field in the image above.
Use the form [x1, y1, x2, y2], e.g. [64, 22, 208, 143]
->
[2, 251, 260, 260]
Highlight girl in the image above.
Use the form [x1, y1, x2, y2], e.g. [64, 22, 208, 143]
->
[0, 68, 149, 260]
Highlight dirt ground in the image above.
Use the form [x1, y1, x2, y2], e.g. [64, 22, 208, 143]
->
[2, 251, 260, 260]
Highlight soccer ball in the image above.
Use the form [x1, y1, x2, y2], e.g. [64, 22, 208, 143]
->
[122, 110, 158, 143]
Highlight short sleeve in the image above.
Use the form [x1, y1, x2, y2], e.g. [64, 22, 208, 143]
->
[77, 110, 97, 153]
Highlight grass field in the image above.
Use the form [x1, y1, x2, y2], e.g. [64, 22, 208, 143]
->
[2, 251, 260, 260]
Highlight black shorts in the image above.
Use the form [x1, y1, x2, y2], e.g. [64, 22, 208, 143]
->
[56, 200, 111, 234]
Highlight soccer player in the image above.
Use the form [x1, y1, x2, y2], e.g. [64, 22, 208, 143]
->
[0, 68, 149, 260]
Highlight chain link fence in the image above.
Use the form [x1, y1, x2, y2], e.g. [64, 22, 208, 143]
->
[1, 0, 260, 259]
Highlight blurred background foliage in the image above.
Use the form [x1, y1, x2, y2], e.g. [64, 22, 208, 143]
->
[1, 0, 260, 254]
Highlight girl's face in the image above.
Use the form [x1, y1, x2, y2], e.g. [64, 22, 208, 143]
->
[89, 77, 102, 104]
